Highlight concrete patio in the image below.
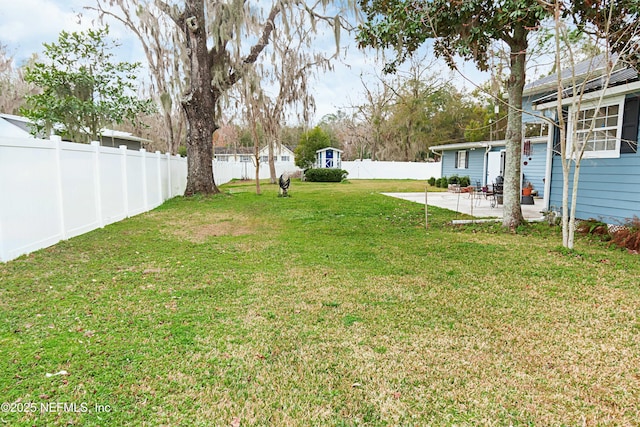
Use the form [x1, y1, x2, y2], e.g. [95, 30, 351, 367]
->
[383, 191, 547, 221]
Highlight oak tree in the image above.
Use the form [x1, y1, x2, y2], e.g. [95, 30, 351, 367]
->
[358, 0, 550, 229]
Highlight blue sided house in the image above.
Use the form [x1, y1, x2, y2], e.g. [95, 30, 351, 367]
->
[529, 55, 640, 224]
[431, 55, 639, 224]
[429, 135, 549, 197]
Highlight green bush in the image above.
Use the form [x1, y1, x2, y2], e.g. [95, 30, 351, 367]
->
[437, 177, 448, 188]
[459, 176, 471, 187]
[448, 175, 460, 185]
[428, 177, 437, 186]
[304, 168, 348, 182]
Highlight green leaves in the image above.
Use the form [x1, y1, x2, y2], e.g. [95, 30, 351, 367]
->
[294, 126, 333, 169]
[357, 0, 549, 73]
[20, 26, 155, 143]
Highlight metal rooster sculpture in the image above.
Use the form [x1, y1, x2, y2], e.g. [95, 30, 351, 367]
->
[278, 173, 291, 197]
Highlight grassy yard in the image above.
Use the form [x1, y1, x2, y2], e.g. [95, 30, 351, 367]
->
[1, 179, 639, 426]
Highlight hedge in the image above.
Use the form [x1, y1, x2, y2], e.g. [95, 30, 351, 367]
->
[304, 168, 349, 182]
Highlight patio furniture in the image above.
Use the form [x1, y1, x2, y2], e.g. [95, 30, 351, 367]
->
[486, 176, 504, 208]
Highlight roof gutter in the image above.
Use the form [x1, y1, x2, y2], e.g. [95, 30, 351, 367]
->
[534, 80, 640, 111]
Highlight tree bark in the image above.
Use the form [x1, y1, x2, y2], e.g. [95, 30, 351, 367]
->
[501, 26, 526, 229]
[183, 0, 219, 196]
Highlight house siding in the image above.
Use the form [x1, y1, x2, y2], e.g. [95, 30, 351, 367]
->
[521, 141, 548, 197]
[441, 148, 485, 185]
[549, 152, 640, 224]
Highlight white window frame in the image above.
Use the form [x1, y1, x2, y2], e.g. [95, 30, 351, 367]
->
[456, 150, 467, 169]
[567, 95, 624, 159]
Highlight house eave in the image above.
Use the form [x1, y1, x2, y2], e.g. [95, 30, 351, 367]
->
[533, 80, 640, 111]
[429, 141, 503, 152]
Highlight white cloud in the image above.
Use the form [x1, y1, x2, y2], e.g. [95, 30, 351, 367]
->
[0, 0, 489, 124]
[0, 0, 92, 63]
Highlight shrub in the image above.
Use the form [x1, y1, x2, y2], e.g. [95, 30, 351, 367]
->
[448, 175, 460, 185]
[304, 168, 348, 182]
[428, 177, 437, 186]
[459, 176, 471, 187]
[609, 216, 640, 252]
[437, 177, 448, 188]
[576, 219, 609, 237]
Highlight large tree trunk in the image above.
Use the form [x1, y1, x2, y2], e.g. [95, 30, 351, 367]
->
[502, 26, 526, 229]
[183, 0, 219, 196]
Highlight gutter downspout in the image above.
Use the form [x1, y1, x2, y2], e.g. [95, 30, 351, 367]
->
[543, 124, 554, 211]
[430, 149, 444, 178]
[482, 144, 492, 187]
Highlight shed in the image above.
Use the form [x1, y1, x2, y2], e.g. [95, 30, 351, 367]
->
[315, 147, 343, 169]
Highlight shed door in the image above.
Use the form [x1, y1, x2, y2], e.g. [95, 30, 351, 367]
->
[487, 150, 504, 185]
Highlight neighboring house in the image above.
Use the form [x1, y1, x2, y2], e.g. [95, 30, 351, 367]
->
[214, 146, 254, 162]
[0, 113, 43, 138]
[315, 147, 343, 169]
[98, 129, 150, 151]
[529, 56, 640, 224]
[0, 113, 150, 150]
[214, 145, 296, 163]
[258, 144, 295, 163]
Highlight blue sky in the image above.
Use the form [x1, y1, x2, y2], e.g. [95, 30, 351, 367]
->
[0, 0, 489, 122]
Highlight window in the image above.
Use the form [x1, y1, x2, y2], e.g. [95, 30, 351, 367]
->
[568, 96, 624, 159]
[260, 155, 269, 163]
[524, 122, 549, 138]
[240, 155, 252, 162]
[280, 155, 290, 162]
[455, 150, 468, 169]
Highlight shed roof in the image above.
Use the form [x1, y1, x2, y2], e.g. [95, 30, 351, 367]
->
[315, 146, 343, 153]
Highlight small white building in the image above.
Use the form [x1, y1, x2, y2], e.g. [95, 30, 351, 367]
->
[315, 147, 343, 169]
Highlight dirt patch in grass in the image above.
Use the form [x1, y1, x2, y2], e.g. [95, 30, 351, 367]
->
[163, 212, 256, 242]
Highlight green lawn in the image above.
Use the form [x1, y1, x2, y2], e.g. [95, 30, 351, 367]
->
[1, 179, 639, 426]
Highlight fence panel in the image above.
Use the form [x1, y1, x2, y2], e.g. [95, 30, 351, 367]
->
[0, 136, 188, 262]
[99, 146, 127, 225]
[59, 142, 101, 238]
[342, 160, 441, 180]
[0, 138, 63, 261]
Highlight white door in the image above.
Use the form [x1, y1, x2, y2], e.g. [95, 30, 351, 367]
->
[487, 150, 505, 185]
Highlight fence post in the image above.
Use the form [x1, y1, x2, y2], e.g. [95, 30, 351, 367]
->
[166, 152, 172, 198]
[0, 141, 6, 259]
[120, 145, 129, 217]
[425, 186, 428, 231]
[140, 148, 148, 211]
[156, 151, 162, 204]
[91, 141, 104, 228]
[51, 135, 67, 239]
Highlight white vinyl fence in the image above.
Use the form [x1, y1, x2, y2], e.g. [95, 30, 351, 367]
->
[342, 160, 441, 180]
[0, 136, 187, 262]
[0, 135, 442, 262]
